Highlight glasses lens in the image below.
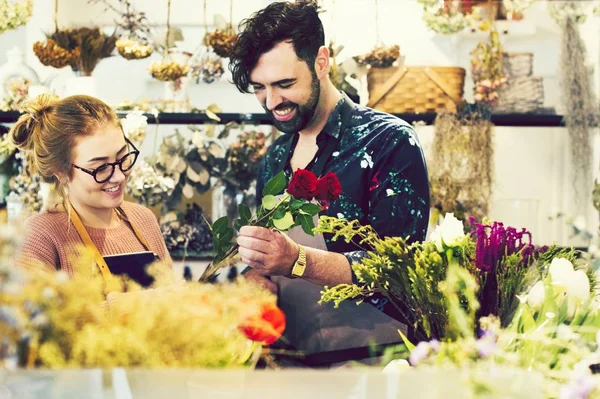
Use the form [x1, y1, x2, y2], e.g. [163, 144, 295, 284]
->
[120, 152, 138, 172]
[95, 164, 114, 183]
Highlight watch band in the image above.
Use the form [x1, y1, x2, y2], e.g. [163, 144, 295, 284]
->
[290, 244, 307, 278]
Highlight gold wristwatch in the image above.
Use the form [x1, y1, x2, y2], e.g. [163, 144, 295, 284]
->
[290, 244, 307, 278]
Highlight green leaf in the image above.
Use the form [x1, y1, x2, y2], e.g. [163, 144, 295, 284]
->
[238, 203, 252, 222]
[261, 194, 278, 211]
[297, 213, 315, 236]
[273, 207, 287, 220]
[212, 217, 229, 234]
[234, 219, 247, 232]
[273, 212, 295, 231]
[397, 329, 416, 352]
[262, 171, 287, 197]
[301, 203, 322, 216]
[290, 198, 306, 210]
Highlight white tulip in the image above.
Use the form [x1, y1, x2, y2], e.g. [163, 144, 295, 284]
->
[549, 258, 575, 293]
[383, 359, 410, 374]
[565, 270, 591, 302]
[429, 213, 465, 251]
[527, 281, 546, 310]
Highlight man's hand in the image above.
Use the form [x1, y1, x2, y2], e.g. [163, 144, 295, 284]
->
[237, 226, 299, 276]
[241, 268, 279, 294]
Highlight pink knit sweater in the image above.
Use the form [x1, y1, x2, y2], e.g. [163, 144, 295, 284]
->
[16, 201, 172, 276]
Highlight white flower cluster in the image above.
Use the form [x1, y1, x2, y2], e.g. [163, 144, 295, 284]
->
[548, 1, 589, 25]
[120, 111, 148, 145]
[0, 0, 32, 34]
[126, 160, 176, 207]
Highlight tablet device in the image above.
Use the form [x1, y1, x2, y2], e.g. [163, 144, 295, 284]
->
[103, 251, 159, 288]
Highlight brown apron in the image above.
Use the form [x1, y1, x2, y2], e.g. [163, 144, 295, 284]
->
[271, 214, 407, 360]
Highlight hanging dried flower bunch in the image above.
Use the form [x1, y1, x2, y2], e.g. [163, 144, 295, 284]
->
[89, 0, 154, 60]
[204, 27, 237, 58]
[354, 45, 400, 68]
[191, 51, 224, 84]
[33, 27, 116, 76]
[116, 37, 153, 60]
[149, 60, 189, 82]
[32, 39, 80, 69]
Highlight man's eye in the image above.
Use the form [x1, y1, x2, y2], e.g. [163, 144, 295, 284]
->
[279, 84, 293, 89]
[252, 86, 264, 92]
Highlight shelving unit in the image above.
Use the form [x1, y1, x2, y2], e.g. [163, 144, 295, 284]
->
[0, 111, 566, 127]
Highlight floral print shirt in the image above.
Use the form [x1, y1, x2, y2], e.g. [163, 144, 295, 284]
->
[257, 95, 430, 317]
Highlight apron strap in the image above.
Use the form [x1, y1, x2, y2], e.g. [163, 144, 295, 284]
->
[114, 207, 152, 251]
[67, 202, 152, 280]
[67, 203, 112, 280]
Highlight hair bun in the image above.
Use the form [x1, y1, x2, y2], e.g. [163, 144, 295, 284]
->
[10, 94, 59, 151]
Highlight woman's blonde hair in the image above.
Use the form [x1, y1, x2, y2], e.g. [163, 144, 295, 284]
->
[9, 94, 122, 202]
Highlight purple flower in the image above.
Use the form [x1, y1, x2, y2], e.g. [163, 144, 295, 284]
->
[409, 341, 439, 366]
[475, 338, 498, 358]
[560, 375, 596, 399]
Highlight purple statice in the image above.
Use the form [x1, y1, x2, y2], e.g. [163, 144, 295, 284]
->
[469, 217, 539, 273]
[469, 218, 548, 318]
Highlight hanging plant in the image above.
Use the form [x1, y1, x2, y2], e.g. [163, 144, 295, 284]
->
[502, 0, 534, 20]
[353, 0, 400, 68]
[548, 1, 588, 25]
[354, 45, 400, 69]
[33, 28, 116, 76]
[0, 0, 33, 35]
[417, 0, 482, 35]
[190, 0, 225, 84]
[89, 0, 154, 60]
[559, 15, 599, 208]
[428, 108, 494, 223]
[470, 29, 506, 105]
[204, 0, 237, 58]
[148, 0, 189, 82]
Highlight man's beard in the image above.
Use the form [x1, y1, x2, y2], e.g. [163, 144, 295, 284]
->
[264, 75, 320, 134]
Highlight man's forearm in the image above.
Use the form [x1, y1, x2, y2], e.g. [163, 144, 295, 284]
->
[301, 246, 352, 286]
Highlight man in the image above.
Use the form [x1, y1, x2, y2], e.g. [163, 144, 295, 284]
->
[229, 1, 430, 363]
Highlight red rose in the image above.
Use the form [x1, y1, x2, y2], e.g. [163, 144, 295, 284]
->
[315, 172, 342, 202]
[239, 303, 286, 345]
[287, 169, 318, 200]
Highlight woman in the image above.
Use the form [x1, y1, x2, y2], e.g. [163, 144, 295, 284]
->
[10, 94, 171, 278]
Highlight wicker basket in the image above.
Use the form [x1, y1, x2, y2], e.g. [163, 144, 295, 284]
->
[502, 52, 533, 78]
[495, 76, 544, 113]
[367, 66, 465, 113]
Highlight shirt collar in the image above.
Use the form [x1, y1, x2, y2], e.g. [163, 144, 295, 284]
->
[321, 94, 348, 140]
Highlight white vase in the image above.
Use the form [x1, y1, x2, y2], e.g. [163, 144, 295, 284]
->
[63, 75, 97, 97]
[0, 47, 40, 99]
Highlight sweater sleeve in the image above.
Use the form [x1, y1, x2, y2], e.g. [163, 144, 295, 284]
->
[15, 215, 60, 273]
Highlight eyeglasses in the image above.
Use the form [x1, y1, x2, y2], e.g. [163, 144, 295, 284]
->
[72, 138, 140, 184]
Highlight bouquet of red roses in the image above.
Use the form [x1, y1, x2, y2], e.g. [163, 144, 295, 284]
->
[199, 169, 342, 282]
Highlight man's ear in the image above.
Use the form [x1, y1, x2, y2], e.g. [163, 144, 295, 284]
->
[314, 45, 331, 80]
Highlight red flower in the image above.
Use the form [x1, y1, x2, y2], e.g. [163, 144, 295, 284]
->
[287, 169, 318, 200]
[239, 303, 286, 345]
[316, 172, 342, 201]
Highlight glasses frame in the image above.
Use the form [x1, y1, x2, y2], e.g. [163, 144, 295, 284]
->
[71, 138, 140, 184]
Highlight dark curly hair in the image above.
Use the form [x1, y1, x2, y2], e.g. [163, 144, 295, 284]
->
[229, 1, 325, 93]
